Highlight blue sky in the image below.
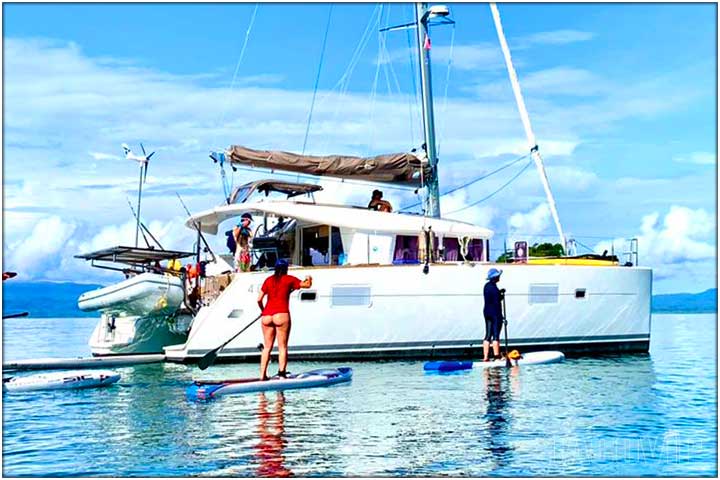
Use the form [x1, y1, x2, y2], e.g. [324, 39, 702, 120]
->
[2, 2, 717, 293]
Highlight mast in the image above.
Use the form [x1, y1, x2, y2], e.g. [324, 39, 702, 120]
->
[415, 3, 441, 218]
[135, 166, 144, 248]
[489, 3, 566, 249]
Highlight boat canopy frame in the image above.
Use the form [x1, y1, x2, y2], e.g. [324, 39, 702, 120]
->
[228, 179, 323, 205]
[75, 246, 196, 274]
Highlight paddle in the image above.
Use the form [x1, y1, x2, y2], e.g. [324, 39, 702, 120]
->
[197, 314, 262, 370]
[2, 312, 29, 319]
[501, 291, 511, 368]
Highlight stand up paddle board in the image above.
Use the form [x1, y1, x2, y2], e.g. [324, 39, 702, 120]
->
[187, 367, 352, 401]
[3, 370, 121, 393]
[424, 360, 473, 372]
[476, 351, 565, 369]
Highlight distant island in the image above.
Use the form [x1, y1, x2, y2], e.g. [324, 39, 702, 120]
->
[3, 281, 103, 318]
[2, 281, 717, 317]
[652, 288, 717, 314]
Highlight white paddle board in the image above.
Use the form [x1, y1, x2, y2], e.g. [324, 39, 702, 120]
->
[3, 370, 121, 392]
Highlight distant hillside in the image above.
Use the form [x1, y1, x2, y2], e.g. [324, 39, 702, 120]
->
[3, 281, 102, 318]
[652, 288, 717, 314]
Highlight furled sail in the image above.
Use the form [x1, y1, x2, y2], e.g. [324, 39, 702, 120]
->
[225, 145, 427, 185]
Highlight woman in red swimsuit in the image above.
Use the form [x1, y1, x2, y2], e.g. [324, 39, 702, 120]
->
[257, 259, 312, 380]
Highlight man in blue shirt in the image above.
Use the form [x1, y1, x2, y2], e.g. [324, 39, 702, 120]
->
[483, 268, 504, 362]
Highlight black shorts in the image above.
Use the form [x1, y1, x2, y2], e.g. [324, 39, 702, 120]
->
[484, 314, 503, 342]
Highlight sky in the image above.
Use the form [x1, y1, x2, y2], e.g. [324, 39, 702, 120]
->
[2, 2, 717, 294]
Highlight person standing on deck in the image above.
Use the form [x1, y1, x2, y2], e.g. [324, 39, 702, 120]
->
[257, 259, 312, 380]
[234, 213, 253, 272]
[483, 268, 505, 362]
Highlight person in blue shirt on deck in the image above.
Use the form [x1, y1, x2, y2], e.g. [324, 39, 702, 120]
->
[483, 268, 505, 362]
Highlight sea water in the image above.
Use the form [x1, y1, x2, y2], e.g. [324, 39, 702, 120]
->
[2, 314, 717, 477]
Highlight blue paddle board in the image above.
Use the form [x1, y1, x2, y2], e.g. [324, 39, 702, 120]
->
[187, 367, 352, 401]
[424, 360, 473, 372]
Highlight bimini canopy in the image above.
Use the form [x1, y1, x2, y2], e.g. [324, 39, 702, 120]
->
[186, 201, 494, 239]
[225, 145, 427, 186]
[228, 179, 323, 204]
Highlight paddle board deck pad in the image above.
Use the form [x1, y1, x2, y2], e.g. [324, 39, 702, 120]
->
[187, 367, 352, 401]
[3, 370, 121, 392]
[424, 360, 473, 372]
[477, 351, 565, 369]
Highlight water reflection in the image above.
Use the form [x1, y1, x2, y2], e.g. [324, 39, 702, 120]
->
[254, 392, 291, 477]
[482, 366, 520, 469]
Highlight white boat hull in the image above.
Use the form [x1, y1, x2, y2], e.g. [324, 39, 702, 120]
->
[164, 263, 652, 362]
[89, 313, 191, 356]
[79, 273, 191, 356]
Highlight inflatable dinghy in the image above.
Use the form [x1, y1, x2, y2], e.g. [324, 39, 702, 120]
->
[187, 367, 352, 401]
[3, 370, 121, 392]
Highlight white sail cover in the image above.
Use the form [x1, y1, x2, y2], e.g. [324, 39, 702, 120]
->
[226, 145, 427, 185]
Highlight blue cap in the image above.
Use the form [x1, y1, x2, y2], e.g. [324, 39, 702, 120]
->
[487, 268, 502, 280]
[275, 259, 289, 268]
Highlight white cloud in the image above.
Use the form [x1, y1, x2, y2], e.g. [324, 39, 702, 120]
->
[594, 206, 716, 278]
[441, 191, 497, 227]
[520, 30, 595, 46]
[474, 67, 608, 100]
[9, 216, 78, 276]
[508, 203, 551, 235]
[673, 152, 716, 165]
[89, 151, 122, 161]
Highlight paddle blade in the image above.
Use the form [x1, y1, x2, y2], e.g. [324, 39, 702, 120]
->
[197, 349, 220, 370]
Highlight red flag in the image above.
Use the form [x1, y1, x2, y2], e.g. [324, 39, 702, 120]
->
[424, 35, 431, 50]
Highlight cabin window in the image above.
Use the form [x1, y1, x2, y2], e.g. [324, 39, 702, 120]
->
[301, 225, 344, 266]
[331, 285, 371, 306]
[528, 284, 559, 304]
[393, 235, 420, 264]
[443, 238, 484, 262]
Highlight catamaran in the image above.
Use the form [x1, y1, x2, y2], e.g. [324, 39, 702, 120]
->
[161, 3, 652, 364]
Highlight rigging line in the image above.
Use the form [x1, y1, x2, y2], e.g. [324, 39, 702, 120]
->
[405, 9, 419, 147]
[367, 4, 386, 156]
[317, 4, 381, 153]
[493, 232, 621, 241]
[332, 4, 381, 97]
[211, 3, 259, 150]
[399, 153, 529, 211]
[445, 158, 534, 216]
[301, 4, 334, 156]
[379, 5, 396, 100]
[436, 23, 456, 157]
[229, 164, 416, 192]
[209, 3, 259, 198]
[573, 239, 597, 254]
